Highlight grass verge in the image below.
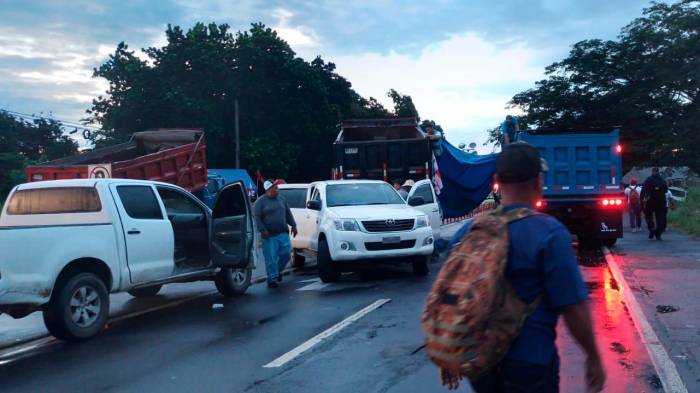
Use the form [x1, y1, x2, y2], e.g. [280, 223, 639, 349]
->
[668, 186, 700, 236]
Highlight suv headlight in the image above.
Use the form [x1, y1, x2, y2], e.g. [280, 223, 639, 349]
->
[334, 219, 360, 231]
[415, 215, 429, 228]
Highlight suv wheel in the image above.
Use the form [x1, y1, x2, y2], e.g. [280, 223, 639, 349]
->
[317, 239, 340, 282]
[128, 285, 162, 298]
[215, 267, 252, 297]
[293, 251, 306, 268]
[43, 272, 110, 342]
[412, 256, 429, 277]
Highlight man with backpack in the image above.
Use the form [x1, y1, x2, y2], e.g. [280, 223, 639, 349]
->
[641, 167, 669, 240]
[625, 178, 643, 232]
[423, 143, 605, 393]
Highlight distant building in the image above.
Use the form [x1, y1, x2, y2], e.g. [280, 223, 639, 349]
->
[623, 166, 698, 188]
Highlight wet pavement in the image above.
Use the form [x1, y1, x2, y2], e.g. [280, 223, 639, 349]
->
[0, 221, 663, 392]
[611, 219, 700, 391]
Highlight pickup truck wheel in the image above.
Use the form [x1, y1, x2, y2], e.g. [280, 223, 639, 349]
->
[412, 256, 429, 277]
[127, 285, 162, 298]
[317, 239, 340, 283]
[43, 272, 109, 342]
[215, 267, 252, 297]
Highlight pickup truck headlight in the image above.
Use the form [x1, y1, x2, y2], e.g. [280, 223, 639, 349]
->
[415, 215, 429, 228]
[334, 219, 360, 231]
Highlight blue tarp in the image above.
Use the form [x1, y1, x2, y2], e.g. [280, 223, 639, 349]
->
[433, 140, 498, 218]
[208, 169, 255, 191]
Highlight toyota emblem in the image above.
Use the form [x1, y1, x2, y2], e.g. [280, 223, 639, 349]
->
[385, 219, 396, 226]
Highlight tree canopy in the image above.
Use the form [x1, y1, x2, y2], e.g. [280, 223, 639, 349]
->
[0, 111, 77, 199]
[88, 23, 403, 181]
[505, 0, 700, 172]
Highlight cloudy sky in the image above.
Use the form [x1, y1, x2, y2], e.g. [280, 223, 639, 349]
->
[0, 0, 655, 148]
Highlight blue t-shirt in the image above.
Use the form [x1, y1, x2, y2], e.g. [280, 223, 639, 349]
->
[499, 117, 519, 144]
[447, 204, 587, 366]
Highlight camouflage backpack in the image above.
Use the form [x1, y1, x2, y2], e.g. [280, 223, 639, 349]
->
[421, 208, 541, 378]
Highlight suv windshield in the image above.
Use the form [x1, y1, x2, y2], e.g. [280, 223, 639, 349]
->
[278, 188, 308, 209]
[326, 183, 404, 207]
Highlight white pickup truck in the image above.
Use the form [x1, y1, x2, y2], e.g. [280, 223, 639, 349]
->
[0, 179, 256, 341]
[292, 180, 436, 282]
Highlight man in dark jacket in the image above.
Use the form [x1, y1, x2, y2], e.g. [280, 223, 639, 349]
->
[641, 168, 669, 240]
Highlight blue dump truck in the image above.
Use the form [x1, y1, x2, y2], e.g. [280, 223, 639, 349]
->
[195, 169, 256, 209]
[519, 128, 624, 246]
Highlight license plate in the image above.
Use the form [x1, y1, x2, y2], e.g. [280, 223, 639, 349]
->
[382, 236, 401, 244]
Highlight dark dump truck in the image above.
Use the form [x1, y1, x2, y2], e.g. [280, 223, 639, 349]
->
[332, 117, 432, 182]
[519, 128, 624, 246]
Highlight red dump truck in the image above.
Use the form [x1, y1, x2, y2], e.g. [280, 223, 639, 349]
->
[25, 129, 208, 192]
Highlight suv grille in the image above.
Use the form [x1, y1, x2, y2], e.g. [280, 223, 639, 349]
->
[361, 219, 415, 232]
[365, 240, 416, 251]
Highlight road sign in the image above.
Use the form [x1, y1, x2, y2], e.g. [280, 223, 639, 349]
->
[88, 164, 112, 179]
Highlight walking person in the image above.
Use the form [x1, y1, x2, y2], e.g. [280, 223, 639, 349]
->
[425, 143, 605, 393]
[252, 179, 298, 288]
[625, 179, 643, 232]
[641, 168, 669, 240]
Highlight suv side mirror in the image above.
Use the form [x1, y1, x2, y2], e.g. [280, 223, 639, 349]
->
[306, 200, 322, 211]
[407, 196, 425, 207]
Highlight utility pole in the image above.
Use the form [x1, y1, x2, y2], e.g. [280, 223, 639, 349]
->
[234, 98, 240, 168]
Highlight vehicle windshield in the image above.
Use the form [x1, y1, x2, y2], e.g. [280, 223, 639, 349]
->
[278, 188, 308, 209]
[326, 183, 405, 207]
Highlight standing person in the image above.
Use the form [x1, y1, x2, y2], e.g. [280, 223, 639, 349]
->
[425, 124, 444, 157]
[393, 178, 408, 200]
[500, 115, 520, 146]
[252, 179, 298, 288]
[401, 179, 415, 195]
[437, 143, 605, 393]
[641, 168, 669, 240]
[625, 179, 643, 232]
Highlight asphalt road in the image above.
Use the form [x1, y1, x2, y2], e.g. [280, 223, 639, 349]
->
[0, 243, 662, 393]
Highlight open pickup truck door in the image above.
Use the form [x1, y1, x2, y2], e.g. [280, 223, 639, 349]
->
[210, 181, 253, 269]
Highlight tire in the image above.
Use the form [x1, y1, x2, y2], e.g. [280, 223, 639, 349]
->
[215, 267, 252, 297]
[317, 239, 340, 283]
[42, 272, 110, 342]
[601, 238, 617, 248]
[412, 256, 429, 277]
[128, 285, 162, 298]
[292, 251, 306, 268]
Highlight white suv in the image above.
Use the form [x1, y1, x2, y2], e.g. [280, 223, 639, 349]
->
[297, 180, 434, 282]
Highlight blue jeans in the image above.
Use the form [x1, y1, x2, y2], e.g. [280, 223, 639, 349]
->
[262, 233, 291, 282]
[629, 203, 642, 229]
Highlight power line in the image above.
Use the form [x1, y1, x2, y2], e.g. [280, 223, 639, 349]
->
[0, 109, 102, 130]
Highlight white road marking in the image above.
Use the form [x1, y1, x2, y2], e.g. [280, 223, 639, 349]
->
[603, 247, 688, 393]
[263, 298, 392, 368]
[299, 278, 321, 283]
[296, 279, 329, 291]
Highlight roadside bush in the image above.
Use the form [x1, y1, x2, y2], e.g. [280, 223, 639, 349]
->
[668, 187, 700, 236]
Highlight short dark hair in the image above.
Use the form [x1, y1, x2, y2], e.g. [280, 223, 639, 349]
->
[392, 178, 403, 185]
[496, 142, 542, 183]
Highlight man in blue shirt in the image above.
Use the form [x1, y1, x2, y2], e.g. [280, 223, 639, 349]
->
[425, 124, 444, 157]
[444, 143, 605, 393]
[499, 115, 520, 146]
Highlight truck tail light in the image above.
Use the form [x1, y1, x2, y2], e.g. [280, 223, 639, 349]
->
[600, 198, 623, 207]
[535, 200, 546, 208]
[615, 144, 622, 153]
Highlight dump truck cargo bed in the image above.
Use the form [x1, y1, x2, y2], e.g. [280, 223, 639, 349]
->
[25, 129, 208, 192]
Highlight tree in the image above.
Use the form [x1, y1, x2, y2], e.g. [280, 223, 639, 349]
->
[88, 23, 396, 182]
[387, 89, 419, 120]
[0, 111, 77, 200]
[508, 0, 700, 172]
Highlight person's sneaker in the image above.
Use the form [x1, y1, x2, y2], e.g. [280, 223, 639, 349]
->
[649, 231, 654, 239]
[655, 233, 662, 240]
[267, 281, 279, 288]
